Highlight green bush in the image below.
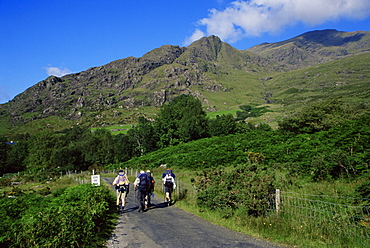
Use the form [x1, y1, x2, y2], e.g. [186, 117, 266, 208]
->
[0, 184, 116, 247]
[0, 177, 11, 187]
[355, 174, 370, 199]
[195, 164, 278, 218]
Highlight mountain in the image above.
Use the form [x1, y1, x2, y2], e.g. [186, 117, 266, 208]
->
[0, 29, 369, 135]
[247, 29, 370, 70]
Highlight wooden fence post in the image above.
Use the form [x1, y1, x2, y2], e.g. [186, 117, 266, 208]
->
[177, 179, 180, 196]
[276, 189, 280, 214]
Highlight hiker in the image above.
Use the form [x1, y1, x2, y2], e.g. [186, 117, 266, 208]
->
[162, 168, 176, 179]
[112, 169, 130, 211]
[134, 170, 150, 212]
[145, 170, 155, 207]
[162, 169, 176, 206]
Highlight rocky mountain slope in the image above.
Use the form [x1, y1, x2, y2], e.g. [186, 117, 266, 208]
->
[248, 29, 370, 69]
[0, 29, 369, 132]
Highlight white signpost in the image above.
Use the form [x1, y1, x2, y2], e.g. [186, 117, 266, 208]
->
[91, 175, 101, 186]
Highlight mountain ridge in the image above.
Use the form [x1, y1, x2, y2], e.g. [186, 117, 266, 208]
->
[247, 29, 370, 69]
[0, 29, 369, 135]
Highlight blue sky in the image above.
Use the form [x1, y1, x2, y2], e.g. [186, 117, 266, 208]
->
[1, 0, 370, 104]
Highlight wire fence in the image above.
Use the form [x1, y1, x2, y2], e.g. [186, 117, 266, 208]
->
[268, 190, 370, 247]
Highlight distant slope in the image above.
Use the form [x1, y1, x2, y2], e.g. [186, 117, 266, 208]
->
[264, 51, 370, 105]
[247, 29, 370, 70]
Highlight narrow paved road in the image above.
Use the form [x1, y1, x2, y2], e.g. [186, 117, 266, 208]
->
[103, 177, 286, 248]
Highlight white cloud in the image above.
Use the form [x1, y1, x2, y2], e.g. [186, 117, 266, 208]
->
[183, 29, 206, 46]
[44, 66, 71, 77]
[186, 0, 370, 43]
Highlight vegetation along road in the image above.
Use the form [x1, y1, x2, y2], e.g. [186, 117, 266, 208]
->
[103, 177, 285, 248]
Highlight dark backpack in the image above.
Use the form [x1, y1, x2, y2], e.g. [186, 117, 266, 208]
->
[118, 184, 129, 192]
[138, 173, 149, 191]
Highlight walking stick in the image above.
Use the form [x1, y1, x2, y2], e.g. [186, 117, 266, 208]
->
[163, 183, 165, 203]
[134, 188, 137, 207]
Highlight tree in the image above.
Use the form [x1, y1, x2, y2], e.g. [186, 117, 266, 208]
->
[60, 126, 90, 143]
[278, 98, 368, 134]
[51, 143, 85, 171]
[0, 135, 11, 175]
[208, 114, 237, 136]
[127, 116, 157, 156]
[82, 129, 114, 166]
[5, 141, 28, 174]
[113, 133, 135, 163]
[154, 95, 209, 147]
[24, 131, 62, 172]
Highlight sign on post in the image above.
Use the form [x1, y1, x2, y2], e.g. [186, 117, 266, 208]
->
[91, 175, 100, 186]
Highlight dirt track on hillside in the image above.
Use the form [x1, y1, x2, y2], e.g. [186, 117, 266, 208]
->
[103, 177, 286, 248]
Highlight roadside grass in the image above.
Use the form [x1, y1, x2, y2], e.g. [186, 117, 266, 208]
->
[170, 168, 367, 248]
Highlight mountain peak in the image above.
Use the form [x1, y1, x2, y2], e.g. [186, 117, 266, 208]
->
[184, 35, 223, 61]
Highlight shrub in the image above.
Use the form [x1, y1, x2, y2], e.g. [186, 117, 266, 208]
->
[0, 177, 11, 187]
[0, 184, 116, 247]
[355, 174, 370, 199]
[195, 163, 277, 218]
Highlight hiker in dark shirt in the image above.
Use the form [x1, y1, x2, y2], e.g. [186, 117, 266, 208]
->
[145, 170, 155, 207]
[134, 170, 150, 212]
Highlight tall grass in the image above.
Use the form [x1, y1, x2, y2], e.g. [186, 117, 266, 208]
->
[171, 168, 369, 248]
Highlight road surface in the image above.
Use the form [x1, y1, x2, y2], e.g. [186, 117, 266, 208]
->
[103, 177, 286, 248]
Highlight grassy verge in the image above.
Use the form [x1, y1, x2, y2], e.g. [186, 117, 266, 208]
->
[168, 168, 367, 248]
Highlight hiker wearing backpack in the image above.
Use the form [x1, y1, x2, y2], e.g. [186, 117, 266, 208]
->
[134, 170, 151, 212]
[145, 170, 155, 207]
[112, 170, 130, 211]
[162, 169, 176, 206]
